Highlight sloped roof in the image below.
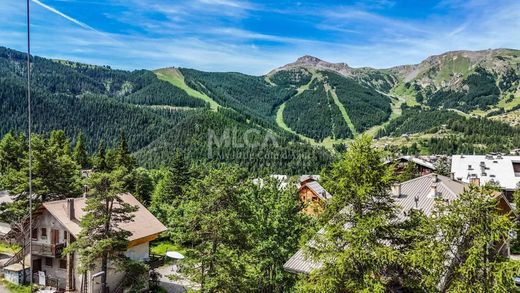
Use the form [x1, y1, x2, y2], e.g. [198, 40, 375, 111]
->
[299, 175, 320, 183]
[397, 156, 436, 170]
[284, 174, 467, 274]
[395, 174, 466, 217]
[42, 193, 166, 242]
[301, 181, 332, 201]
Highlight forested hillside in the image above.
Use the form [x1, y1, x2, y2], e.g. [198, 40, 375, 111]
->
[324, 71, 392, 132]
[0, 46, 333, 173]
[283, 81, 353, 141]
[2, 45, 520, 167]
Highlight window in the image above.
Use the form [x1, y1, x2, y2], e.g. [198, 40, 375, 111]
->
[45, 257, 53, 267]
[63, 231, 67, 241]
[32, 228, 37, 240]
[41, 228, 47, 239]
[59, 259, 67, 269]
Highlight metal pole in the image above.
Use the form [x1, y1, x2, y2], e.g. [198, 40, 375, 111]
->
[26, 0, 33, 290]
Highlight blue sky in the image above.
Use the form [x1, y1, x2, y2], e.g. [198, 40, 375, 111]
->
[1, 0, 519, 75]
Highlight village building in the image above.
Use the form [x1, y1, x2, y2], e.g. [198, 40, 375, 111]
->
[1, 193, 166, 292]
[284, 173, 513, 274]
[297, 175, 331, 215]
[390, 156, 437, 176]
[451, 154, 520, 200]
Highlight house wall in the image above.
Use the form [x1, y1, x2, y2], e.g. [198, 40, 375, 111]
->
[31, 210, 69, 289]
[299, 186, 324, 215]
[126, 242, 149, 261]
[3, 269, 29, 285]
[32, 210, 68, 245]
[29, 208, 158, 292]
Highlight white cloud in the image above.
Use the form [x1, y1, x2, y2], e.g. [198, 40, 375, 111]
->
[31, 0, 98, 32]
[1, 0, 519, 75]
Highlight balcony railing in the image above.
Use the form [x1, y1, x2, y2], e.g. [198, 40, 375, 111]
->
[32, 242, 66, 257]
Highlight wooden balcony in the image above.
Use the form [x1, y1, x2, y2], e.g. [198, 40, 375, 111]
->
[31, 242, 66, 257]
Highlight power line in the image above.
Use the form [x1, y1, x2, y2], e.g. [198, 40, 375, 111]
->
[26, 0, 33, 290]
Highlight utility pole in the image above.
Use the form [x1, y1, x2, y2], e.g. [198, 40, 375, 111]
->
[26, 0, 34, 290]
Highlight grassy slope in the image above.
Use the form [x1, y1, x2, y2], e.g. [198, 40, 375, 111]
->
[365, 94, 405, 137]
[274, 74, 318, 145]
[323, 82, 358, 137]
[155, 68, 220, 111]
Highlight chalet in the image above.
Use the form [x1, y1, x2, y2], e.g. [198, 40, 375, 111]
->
[2, 193, 166, 292]
[451, 154, 520, 200]
[297, 175, 331, 215]
[390, 156, 436, 176]
[284, 173, 513, 274]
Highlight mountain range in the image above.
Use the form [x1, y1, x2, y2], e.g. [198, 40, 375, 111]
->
[1, 46, 519, 173]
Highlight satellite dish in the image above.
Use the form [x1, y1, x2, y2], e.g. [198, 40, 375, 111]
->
[166, 251, 185, 260]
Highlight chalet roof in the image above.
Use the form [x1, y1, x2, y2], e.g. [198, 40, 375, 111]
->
[301, 181, 332, 201]
[451, 155, 520, 190]
[298, 175, 320, 183]
[396, 156, 436, 170]
[284, 174, 467, 274]
[42, 193, 166, 242]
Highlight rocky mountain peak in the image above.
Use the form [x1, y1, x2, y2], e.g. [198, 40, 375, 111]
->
[295, 55, 323, 65]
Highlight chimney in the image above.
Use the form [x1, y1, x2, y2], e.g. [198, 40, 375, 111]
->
[428, 184, 438, 198]
[431, 174, 438, 183]
[470, 177, 481, 186]
[450, 172, 455, 180]
[391, 183, 402, 197]
[67, 198, 75, 220]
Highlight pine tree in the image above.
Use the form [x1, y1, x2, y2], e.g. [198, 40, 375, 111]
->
[115, 130, 136, 171]
[67, 168, 138, 293]
[49, 130, 70, 156]
[177, 165, 251, 292]
[403, 185, 520, 291]
[298, 135, 398, 292]
[150, 153, 192, 223]
[73, 132, 90, 169]
[94, 140, 108, 171]
[240, 176, 311, 292]
[0, 132, 81, 203]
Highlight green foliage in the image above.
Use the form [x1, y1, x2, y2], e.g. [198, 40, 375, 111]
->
[123, 79, 208, 108]
[0, 279, 34, 293]
[298, 135, 398, 292]
[0, 131, 81, 209]
[423, 117, 520, 154]
[161, 166, 311, 292]
[150, 152, 193, 225]
[73, 132, 90, 168]
[397, 162, 419, 182]
[0, 47, 191, 153]
[239, 176, 312, 292]
[67, 168, 138, 291]
[120, 259, 150, 292]
[180, 68, 296, 120]
[150, 240, 185, 256]
[270, 69, 312, 87]
[114, 130, 136, 171]
[172, 165, 252, 292]
[377, 107, 462, 137]
[131, 167, 154, 205]
[427, 67, 500, 111]
[284, 82, 353, 141]
[0, 47, 334, 174]
[135, 110, 334, 174]
[402, 185, 520, 292]
[93, 140, 108, 171]
[324, 71, 392, 132]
